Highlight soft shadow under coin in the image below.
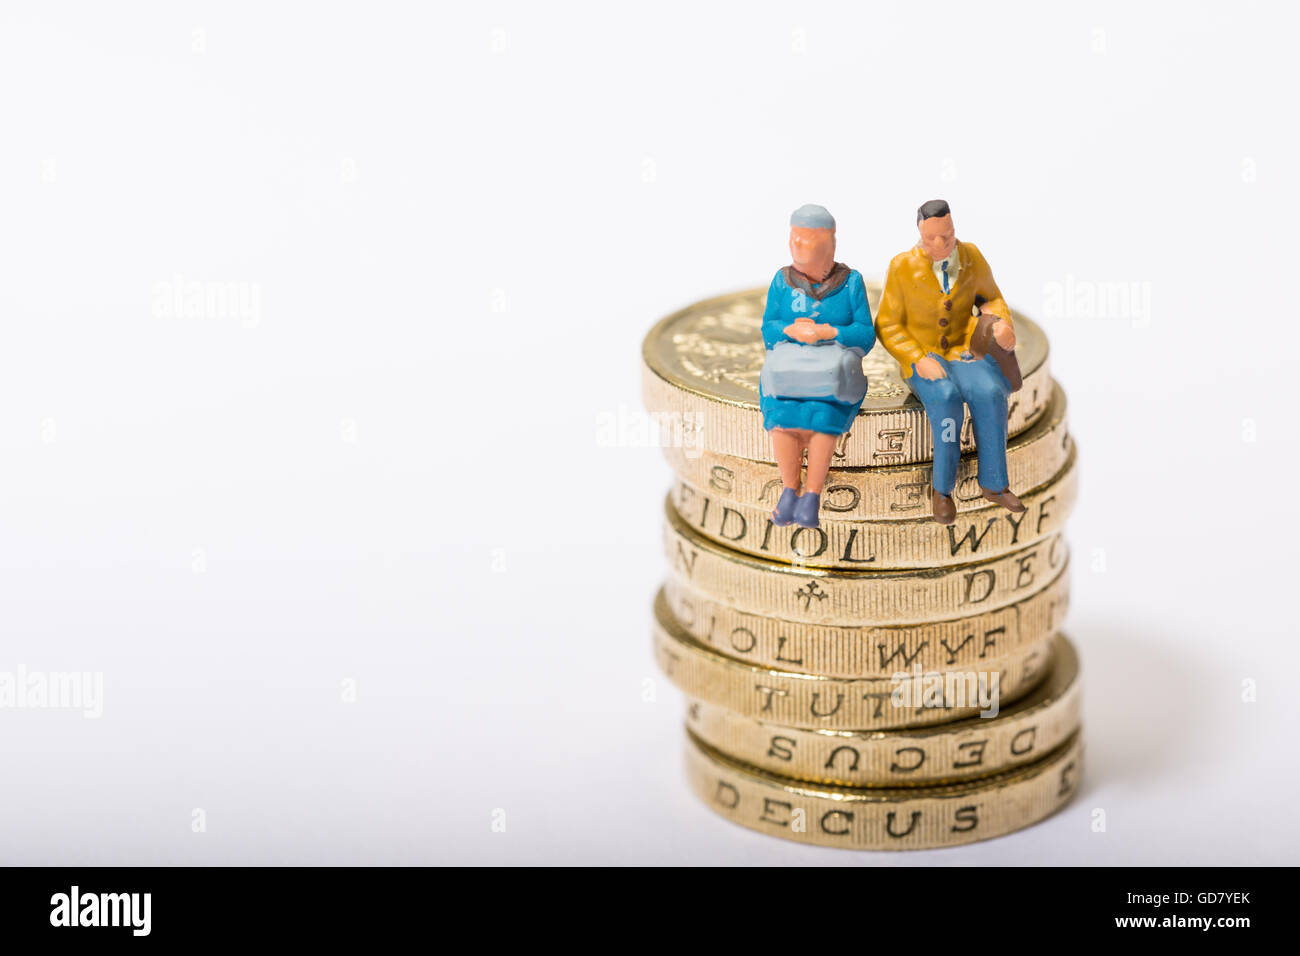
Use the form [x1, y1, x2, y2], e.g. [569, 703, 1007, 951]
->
[1066, 613, 1216, 795]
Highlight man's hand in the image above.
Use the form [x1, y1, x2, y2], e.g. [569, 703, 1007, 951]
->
[914, 355, 947, 380]
[992, 319, 1016, 350]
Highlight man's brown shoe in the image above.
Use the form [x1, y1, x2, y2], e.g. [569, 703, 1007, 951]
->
[981, 486, 1026, 513]
[932, 490, 956, 524]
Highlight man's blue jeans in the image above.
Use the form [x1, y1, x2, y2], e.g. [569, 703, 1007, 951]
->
[908, 352, 1011, 495]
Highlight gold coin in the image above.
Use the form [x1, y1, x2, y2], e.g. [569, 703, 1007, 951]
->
[642, 283, 1051, 466]
[672, 443, 1077, 571]
[663, 559, 1068, 678]
[664, 382, 1069, 521]
[684, 727, 1083, 850]
[663, 498, 1068, 626]
[686, 634, 1081, 787]
[652, 589, 1055, 731]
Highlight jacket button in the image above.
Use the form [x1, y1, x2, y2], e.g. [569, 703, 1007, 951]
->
[940, 336, 949, 349]
[938, 318, 949, 327]
[943, 300, 952, 311]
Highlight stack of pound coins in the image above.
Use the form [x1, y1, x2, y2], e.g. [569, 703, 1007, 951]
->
[643, 282, 1082, 851]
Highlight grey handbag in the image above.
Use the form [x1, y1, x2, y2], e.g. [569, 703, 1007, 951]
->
[760, 340, 868, 403]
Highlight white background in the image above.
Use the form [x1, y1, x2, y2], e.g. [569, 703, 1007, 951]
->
[0, 1, 1295, 865]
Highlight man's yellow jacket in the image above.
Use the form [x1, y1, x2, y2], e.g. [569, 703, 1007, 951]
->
[874, 240, 1012, 379]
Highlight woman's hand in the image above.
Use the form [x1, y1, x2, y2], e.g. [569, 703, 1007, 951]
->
[783, 318, 838, 344]
[784, 318, 820, 344]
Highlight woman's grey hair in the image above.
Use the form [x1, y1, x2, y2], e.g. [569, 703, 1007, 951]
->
[790, 204, 835, 230]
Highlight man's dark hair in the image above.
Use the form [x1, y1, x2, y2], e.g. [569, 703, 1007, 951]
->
[917, 199, 951, 224]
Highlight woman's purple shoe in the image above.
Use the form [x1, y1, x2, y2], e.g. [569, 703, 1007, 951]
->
[772, 487, 799, 526]
[793, 491, 821, 528]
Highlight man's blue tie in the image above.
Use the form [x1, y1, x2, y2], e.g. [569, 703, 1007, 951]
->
[941, 260, 950, 293]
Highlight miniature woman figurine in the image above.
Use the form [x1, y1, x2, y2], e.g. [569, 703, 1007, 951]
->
[758, 205, 875, 529]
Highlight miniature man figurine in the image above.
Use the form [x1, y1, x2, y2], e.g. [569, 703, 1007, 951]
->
[758, 204, 875, 529]
[874, 200, 1025, 524]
